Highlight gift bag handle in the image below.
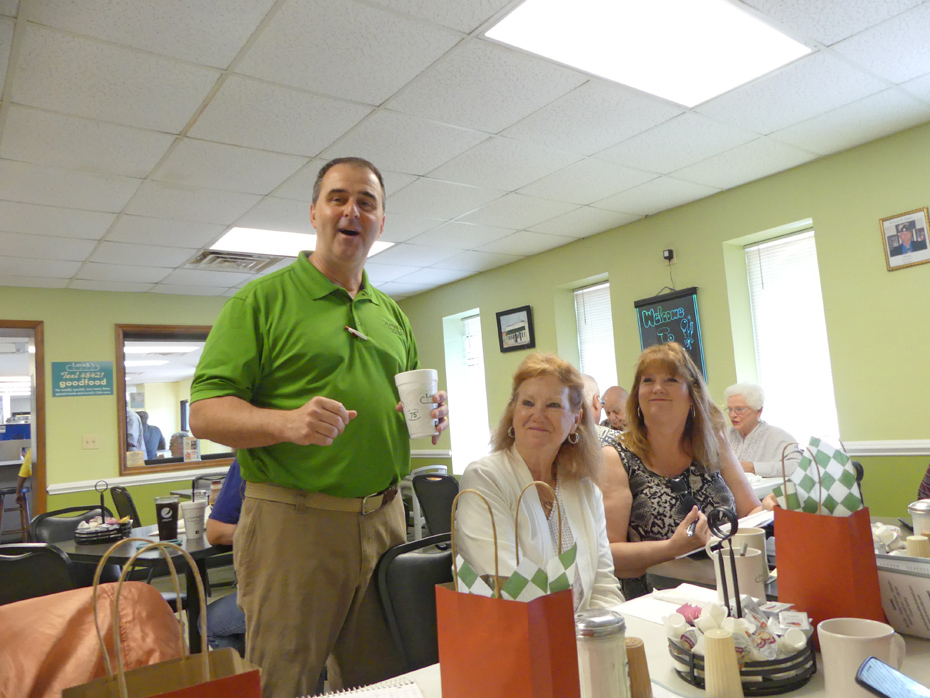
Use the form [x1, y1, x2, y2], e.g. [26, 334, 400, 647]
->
[779, 442, 799, 507]
[90, 538, 210, 698]
[514, 480, 563, 561]
[450, 489, 502, 598]
[808, 446, 824, 516]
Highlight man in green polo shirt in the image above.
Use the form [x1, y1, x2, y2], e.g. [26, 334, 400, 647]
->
[190, 156, 448, 697]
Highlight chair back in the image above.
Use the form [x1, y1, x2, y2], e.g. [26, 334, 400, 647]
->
[412, 474, 459, 536]
[110, 486, 142, 526]
[375, 533, 452, 672]
[192, 473, 227, 499]
[0, 543, 75, 605]
[29, 505, 115, 544]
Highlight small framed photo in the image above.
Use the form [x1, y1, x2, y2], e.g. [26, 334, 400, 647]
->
[496, 305, 536, 353]
[880, 207, 930, 271]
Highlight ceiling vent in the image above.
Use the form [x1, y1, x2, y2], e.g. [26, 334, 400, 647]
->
[187, 250, 285, 273]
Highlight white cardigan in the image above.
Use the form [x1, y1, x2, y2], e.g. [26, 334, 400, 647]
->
[455, 447, 625, 611]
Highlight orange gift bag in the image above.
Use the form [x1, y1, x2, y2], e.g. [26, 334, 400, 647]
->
[436, 486, 581, 698]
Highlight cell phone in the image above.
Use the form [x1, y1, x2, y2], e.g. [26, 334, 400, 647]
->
[855, 656, 930, 698]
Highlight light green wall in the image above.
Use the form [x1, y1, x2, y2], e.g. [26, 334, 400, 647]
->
[399, 122, 930, 517]
[2, 287, 226, 487]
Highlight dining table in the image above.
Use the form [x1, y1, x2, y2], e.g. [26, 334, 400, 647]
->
[55, 523, 223, 652]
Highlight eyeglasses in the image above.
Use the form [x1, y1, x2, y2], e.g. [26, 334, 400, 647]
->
[724, 406, 752, 415]
[669, 474, 698, 511]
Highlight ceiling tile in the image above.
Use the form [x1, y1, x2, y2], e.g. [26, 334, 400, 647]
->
[321, 110, 488, 177]
[272, 161, 417, 202]
[429, 136, 580, 190]
[160, 268, 255, 287]
[832, 3, 930, 83]
[394, 266, 472, 285]
[0, 257, 80, 278]
[77, 262, 171, 283]
[406, 221, 514, 249]
[596, 113, 760, 174]
[901, 72, 930, 102]
[478, 230, 575, 256]
[673, 138, 818, 189]
[1, 105, 176, 178]
[529, 206, 641, 238]
[518, 158, 657, 205]
[237, 0, 463, 105]
[106, 215, 226, 249]
[367, 242, 462, 267]
[503, 80, 684, 156]
[365, 0, 513, 33]
[152, 138, 307, 195]
[431, 249, 521, 272]
[25, 0, 276, 67]
[234, 197, 312, 233]
[69, 279, 155, 293]
[189, 76, 372, 156]
[0, 231, 96, 261]
[376, 280, 435, 298]
[0, 201, 115, 239]
[365, 262, 422, 284]
[150, 284, 227, 296]
[0, 3, 17, 18]
[388, 39, 586, 133]
[14, 24, 221, 132]
[0, 275, 68, 289]
[772, 89, 930, 154]
[125, 181, 262, 224]
[460, 193, 577, 229]
[88, 241, 195, 267]
[0, 17, 12, 90]
[0, 160, 141, 211]
[696, 51, 886, 134]
[380, 212, 444, 243]
[742, 0, 925, 45]
[593, 177, 721, 216]
[387, 178, 504, 219]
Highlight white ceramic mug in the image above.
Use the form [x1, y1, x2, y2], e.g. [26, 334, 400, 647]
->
[818, 618, 906, 698]
[708, 546, 767, 603]
[707, 526, 769, 579]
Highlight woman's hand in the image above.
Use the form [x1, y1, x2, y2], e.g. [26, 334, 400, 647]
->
[761, 492, 780, 511]
[669, 506, 709, 556]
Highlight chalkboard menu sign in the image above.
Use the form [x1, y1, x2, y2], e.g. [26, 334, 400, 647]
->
[634, 287, 706, 380]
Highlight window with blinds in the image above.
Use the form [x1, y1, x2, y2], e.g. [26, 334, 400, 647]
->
[448, 313, 489, 471]
[745, 230, 840, 443]
[574, 282, 618, 390]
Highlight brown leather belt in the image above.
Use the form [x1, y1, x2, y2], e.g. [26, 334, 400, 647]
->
[245, 481, 398, 515]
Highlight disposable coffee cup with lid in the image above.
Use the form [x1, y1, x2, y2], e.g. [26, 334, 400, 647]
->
[395, 369, 439, 439]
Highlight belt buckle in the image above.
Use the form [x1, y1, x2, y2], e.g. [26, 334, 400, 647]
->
[361, 492, 380, 515]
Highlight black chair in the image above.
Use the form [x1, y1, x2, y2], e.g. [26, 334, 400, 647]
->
[29, 506, 121, 588]
[375, 533, 452, 672]
[0, 543, 75, 605]
[412, 474, 459, 536]
[110, 486, 142, 525]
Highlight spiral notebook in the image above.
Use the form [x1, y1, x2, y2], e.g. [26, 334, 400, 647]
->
[300, 677, 423, 697]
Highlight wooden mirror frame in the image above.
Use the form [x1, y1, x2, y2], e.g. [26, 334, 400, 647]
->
[116, 324, 234, 476]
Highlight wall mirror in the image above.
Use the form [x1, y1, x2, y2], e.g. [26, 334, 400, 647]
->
[116, 324, 234, 475]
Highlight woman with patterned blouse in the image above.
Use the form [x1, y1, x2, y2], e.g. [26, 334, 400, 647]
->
[600, 343, 761, 598]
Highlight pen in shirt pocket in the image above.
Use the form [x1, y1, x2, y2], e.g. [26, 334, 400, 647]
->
[345, 326, 369, 341]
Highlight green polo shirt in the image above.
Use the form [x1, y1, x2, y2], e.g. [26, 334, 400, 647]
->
[190, 253, 419, 497]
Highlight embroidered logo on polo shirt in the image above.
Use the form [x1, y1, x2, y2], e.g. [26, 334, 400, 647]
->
[384, 321, 404, 337]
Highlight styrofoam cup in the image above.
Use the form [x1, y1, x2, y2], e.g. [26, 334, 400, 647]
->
[180, 499, 207, 539]
[395, 369, 439, 439]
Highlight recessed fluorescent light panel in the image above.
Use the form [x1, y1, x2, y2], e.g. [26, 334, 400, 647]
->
[485, 0, 811, 107]
[212, 228, 393, 259]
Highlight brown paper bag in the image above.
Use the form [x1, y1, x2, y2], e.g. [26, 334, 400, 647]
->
[62, 538, 261, 698]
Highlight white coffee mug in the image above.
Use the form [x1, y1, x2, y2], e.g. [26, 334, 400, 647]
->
[818, 617, 906, 698]
[707, 526, 769, 579]
[708, 546, 767, 603]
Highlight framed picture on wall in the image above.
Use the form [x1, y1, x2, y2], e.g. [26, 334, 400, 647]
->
[496, 305, 536, 353]
[880, 207, 930, 271]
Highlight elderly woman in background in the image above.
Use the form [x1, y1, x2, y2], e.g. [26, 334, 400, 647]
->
[724, 383, 800, 477]
[455, 353, 624, 611]
[601, 343, 761, 599]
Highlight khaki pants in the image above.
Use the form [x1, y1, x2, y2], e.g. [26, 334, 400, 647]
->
[234, 485, 406, 698]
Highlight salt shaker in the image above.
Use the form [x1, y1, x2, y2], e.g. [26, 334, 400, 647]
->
[575, 609, 630, 698]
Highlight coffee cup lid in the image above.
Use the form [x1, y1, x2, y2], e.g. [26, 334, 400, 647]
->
[907, 499, 930, 515]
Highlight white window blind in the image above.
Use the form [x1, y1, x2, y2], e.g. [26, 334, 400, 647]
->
[574, 282, 618, 390]
[745, 231, 840, 443]
[450, 313, 489, 472]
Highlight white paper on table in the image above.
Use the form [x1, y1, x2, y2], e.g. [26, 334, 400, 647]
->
[652, 681, 692, 698]
[618, 583, 718, 624]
